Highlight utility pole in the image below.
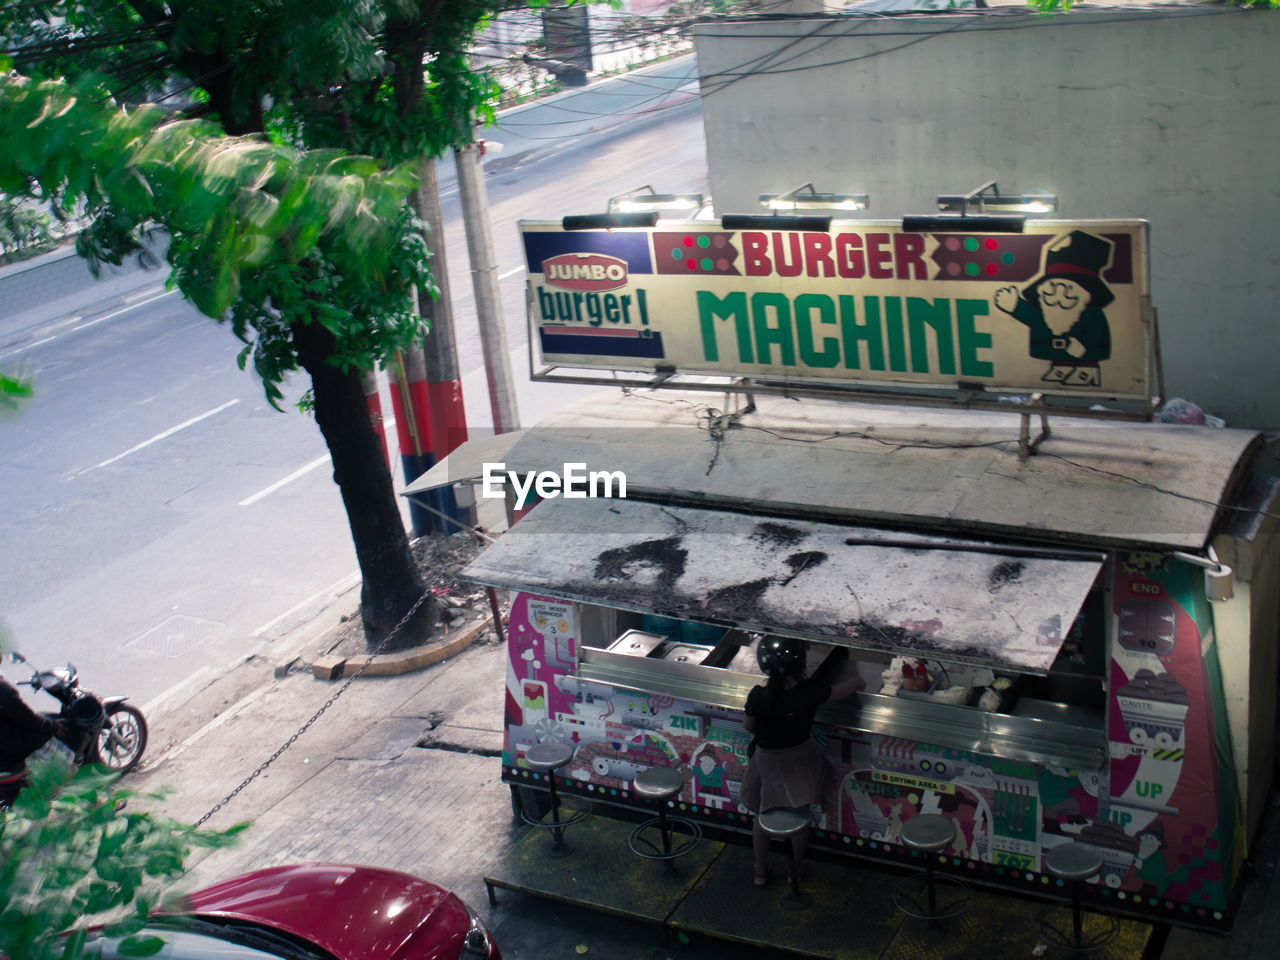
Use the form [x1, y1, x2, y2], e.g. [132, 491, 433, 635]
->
[412, 156, 470, 534]
[388, 348, 434, 537]
[360, 369, 390, 468]
[455, 140, 521, 436]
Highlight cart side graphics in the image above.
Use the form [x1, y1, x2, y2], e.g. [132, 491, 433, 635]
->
[500, 589, 1234, 930]
[1106, 556, 1242, 925]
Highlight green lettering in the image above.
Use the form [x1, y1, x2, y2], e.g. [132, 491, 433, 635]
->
[956, 299, 994, 377]
[585, 293, 603, 327]
[697, 290, 752, 363]
[537, 287, 555, 321]
[839, 295, 885, 371]
[794, 294, 839, 368]
[907, 297, 956, 375]
[752, 292, 795, 366]
[883, 297, 907, 373]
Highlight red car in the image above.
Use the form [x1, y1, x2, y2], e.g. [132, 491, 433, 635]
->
[96, 863, 500, 960]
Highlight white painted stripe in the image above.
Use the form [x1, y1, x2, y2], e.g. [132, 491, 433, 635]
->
[238, 453, 331, 507]
[251, 571, 362, 638]
[1, 288, 178, 361]
[68, 398, 241, 479]
[0, 334, 58, 359]
[142, 666, 215, 717]
[122, 284, 168, 304]
[72, 288, 178, 332]
[237, 414, 397, 508]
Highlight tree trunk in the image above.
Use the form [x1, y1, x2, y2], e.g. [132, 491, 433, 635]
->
[292, 319, 437, 651]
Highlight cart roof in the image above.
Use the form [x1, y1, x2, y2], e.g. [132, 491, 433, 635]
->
[462, 496, 1103, 674]
[411, 390, 1260, 552]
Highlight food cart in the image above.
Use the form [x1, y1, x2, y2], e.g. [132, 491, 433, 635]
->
[407, 217, 1279, 931]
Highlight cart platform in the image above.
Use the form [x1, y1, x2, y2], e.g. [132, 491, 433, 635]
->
[484, 815, 1160, 959]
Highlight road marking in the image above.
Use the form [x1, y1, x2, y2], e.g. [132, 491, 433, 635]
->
[1, 288, 178, 361]
[72, 288, 178, 332]
[0, 335, 58, 359]
[142, 666, 215, 718]
[498, 266, 524, 280]
[122, 283, 169, 304]
[238, 453, 331, 506]
[67, 398, 241, 479]
[251, 571, 362, 639]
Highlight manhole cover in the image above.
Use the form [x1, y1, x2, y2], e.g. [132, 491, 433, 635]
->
[127, 615, 224, 657]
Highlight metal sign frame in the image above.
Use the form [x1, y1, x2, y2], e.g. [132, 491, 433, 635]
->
[522, 218, 1161, 425]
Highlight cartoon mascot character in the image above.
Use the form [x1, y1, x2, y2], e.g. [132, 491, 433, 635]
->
[994, 230, 1114, 387]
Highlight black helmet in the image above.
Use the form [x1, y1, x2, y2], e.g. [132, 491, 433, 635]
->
[756, 636, 805, 678]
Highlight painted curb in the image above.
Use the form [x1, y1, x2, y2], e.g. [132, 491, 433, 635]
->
[312, 615, 493, 680]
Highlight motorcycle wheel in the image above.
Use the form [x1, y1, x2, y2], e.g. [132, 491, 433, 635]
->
[94, 704, 148, 774]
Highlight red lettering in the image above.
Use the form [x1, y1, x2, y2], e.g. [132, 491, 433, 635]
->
[868, 233, 893, 279]
[772, 232, 803, 278]
[894, 233, 928, 280]
[803, 233, 835, 278]
[836, 234, 864, 278]
[744, 233, 771, 276]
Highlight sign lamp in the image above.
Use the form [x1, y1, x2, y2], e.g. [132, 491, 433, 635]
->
[607, 185, 707, 215]
[903, 180, 1059, 234]
[563, 186, 706, 230]
[759, 182, 870, 213]
[720, 183, 868, 231]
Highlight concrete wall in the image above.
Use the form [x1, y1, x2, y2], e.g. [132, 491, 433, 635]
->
[693, 6, 1280, 428]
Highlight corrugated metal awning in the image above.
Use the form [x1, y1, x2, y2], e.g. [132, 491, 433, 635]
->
[460, 497, 1104, 675]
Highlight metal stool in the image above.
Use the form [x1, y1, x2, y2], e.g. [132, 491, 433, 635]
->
[627, 765, 701, 874]
[520, 741, 589, 857]
[759, 806, 811, 899]
[893, 814, 970, 922]
[1038, 842, 1119, 957]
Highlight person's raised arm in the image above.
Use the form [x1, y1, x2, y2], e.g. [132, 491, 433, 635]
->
[814, 646, 864, 702]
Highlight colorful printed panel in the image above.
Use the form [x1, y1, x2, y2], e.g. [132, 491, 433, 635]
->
[501, 583, 1236, 930]
[1104, 554, 1240, 925]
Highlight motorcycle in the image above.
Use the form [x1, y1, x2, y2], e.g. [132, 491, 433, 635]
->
[5, 651, 148, 776]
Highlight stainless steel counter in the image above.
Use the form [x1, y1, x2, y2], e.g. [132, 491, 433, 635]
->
[578, 633, 1106, 772]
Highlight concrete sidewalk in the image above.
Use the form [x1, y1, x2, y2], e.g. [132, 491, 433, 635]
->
[125, 588, 1280, 960]
[129, 614, 779, 960]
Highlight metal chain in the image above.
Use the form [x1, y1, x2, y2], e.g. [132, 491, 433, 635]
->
[195, 590, 433, 828]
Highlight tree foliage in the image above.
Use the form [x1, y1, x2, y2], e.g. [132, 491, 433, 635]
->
[0, 1, 583, 647]
[0, 761, 246, 960]
[0, 69, 430, 409]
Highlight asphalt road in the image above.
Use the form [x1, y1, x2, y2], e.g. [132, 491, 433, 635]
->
[0, 56, 709, 710]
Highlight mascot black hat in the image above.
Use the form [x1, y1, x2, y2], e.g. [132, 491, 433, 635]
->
[1023, 230, 1115, 310]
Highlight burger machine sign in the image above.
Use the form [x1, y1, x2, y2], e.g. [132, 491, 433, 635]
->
[520, 220, 1153, 405]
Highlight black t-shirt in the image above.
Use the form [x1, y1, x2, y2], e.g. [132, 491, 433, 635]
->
[1, 678, 55, 770]
[745, 676, 832, 750]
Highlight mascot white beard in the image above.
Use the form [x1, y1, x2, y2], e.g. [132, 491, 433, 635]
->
[1039, 281, 1092, 338]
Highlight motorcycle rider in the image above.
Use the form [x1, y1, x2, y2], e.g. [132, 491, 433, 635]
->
[1, 672, 68, 807]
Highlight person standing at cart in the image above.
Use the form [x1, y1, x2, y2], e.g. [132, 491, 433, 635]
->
[741, 636, 863, 886]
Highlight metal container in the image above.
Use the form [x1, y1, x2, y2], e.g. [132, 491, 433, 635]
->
[607, 630, 668, 658]
[657, 643, 712, 665]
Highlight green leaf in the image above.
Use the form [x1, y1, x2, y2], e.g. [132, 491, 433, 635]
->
[116, 935, 167, 958]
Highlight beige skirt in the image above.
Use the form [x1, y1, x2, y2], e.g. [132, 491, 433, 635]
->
[740, 738, 827, 814]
